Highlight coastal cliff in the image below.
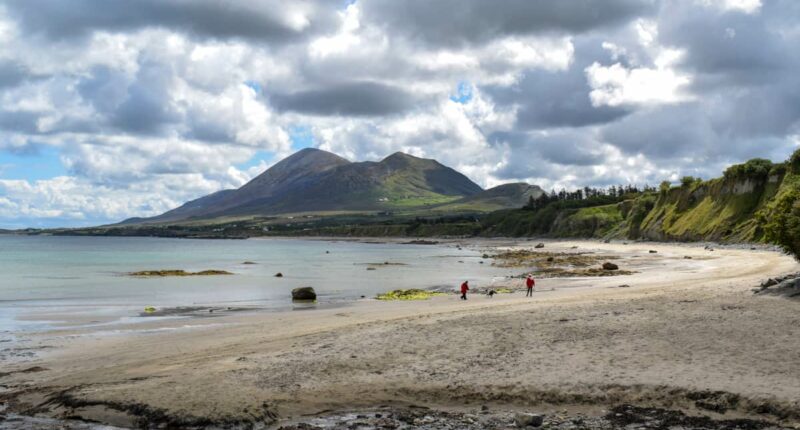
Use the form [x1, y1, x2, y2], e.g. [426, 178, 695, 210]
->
[482, 153, 799, 253]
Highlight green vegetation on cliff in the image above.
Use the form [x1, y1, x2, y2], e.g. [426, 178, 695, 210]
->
[480, 152, 798, 254]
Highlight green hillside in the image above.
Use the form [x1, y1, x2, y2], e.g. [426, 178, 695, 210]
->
[481, 154, 799, 256]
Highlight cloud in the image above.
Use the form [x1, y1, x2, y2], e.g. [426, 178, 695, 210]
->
[270, 81, 418, 117]
[360, 0, 655, 47]
[1, 0, 800, 227]
[585, 49, 693, 107]
[2, 0, 338, 43]
[484, 37, 631, 129]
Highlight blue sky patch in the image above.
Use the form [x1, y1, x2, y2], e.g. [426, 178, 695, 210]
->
[0, 146, 66, 181]
[244, 80, 262, 94]
[289, 125, 315, 151]
[450, 81, 473, 104]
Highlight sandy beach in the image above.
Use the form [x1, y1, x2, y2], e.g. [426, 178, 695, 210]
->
[2, 240, 800, 429]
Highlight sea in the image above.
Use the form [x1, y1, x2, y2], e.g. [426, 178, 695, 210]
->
[0, 235, 512, 335]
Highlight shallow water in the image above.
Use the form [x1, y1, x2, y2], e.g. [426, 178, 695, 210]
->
[0, 236, 511, 334]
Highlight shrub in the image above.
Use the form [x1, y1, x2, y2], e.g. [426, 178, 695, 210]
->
[763, 183, 800, 260]
[770, 163, 787, 177]
[724, 158, 773, 180]
[680, 176, 697, 187]
[659, 181, 672, 196]
[791, 149, 800, 174]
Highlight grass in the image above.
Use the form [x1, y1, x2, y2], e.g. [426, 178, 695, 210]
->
[376, 289, 446, 300]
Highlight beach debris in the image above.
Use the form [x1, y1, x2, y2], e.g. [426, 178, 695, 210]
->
[376, 289, 445, 301]
[275, 272, 284, 277]
[649, 250, 658, 254]
[366, 267, 376, 271]
[242, 261, 258, 265]
[292, 287, 317, 301]
[684, 255, 693, 259]
[482, 253, 490, 258]
[128, 269, 233, 277]
[535, 243, 545, 249]
[618, 284, 631, 288]
[277, 405, 784, 430]
[403, 239, 439, 245]
[602, 262, 619, 271]
[144, 306, 156, 313]
[514, 413, 544, 427]
[0, 366, 49, 379]
[755, 273, 800, 297]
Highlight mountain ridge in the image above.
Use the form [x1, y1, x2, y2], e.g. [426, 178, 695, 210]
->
[124, 148, 534, 225]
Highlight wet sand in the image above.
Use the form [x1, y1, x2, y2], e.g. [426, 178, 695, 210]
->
[2, 240, 799, 428]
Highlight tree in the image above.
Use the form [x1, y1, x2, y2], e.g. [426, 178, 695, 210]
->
[763, 184, 800, 260]
[680, 176, 696, 187]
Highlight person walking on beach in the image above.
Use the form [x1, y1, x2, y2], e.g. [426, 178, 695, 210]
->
[460, 281, 469, 300]
[526, 275, 535, 297]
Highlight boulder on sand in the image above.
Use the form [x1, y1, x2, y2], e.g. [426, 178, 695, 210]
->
[535, 243, 545, 249]
[602, 262, 619, 271]
[275, 272, 283, 277]
[515, 413, 544, 427]
[292, 287, 316, 301]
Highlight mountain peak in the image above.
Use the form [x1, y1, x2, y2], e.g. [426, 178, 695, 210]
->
[380, 151, 435, 169]
[382, 151, 421, 161]
[284, 147, 350, 164]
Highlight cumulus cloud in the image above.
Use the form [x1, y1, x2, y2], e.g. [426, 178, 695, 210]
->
[0, 0, 799, 227]
[2, 0, 338, 42]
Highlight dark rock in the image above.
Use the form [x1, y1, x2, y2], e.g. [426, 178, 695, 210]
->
[684, 255, 693, 259]
[292, 287, 317, 301]
[278, 424, 323, 430]
[482, 254, 490, 259]
[602, 262, 619, 271]
[515, 413, 544, 427]
[535, 243, 545, 249]
[649, 250, 658, 254]
[242, 261, 257, 265]
[275, 272, 283, 277]
[618, 284, 631, 288]
[763, 278, 778, 288]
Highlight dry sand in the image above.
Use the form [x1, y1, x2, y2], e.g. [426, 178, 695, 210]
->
[2, 240, 800, 428]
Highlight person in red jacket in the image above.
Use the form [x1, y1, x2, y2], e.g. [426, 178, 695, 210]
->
[526, 275, 535, 297]
[460, 281, 469, 300]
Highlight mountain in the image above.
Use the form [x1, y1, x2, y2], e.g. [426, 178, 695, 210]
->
[432, 183, 545, 213]
[125, 148, 486, 224]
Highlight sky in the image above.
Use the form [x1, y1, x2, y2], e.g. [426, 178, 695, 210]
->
[0, 0, 798, 228]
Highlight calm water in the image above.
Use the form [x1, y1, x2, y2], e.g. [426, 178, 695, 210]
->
[0, 236, 510, 333]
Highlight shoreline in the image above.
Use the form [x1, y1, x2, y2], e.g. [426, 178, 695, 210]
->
[2, 239, 799, 428]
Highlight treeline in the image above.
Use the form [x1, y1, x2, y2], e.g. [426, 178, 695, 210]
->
[524, 184, 656, 211]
